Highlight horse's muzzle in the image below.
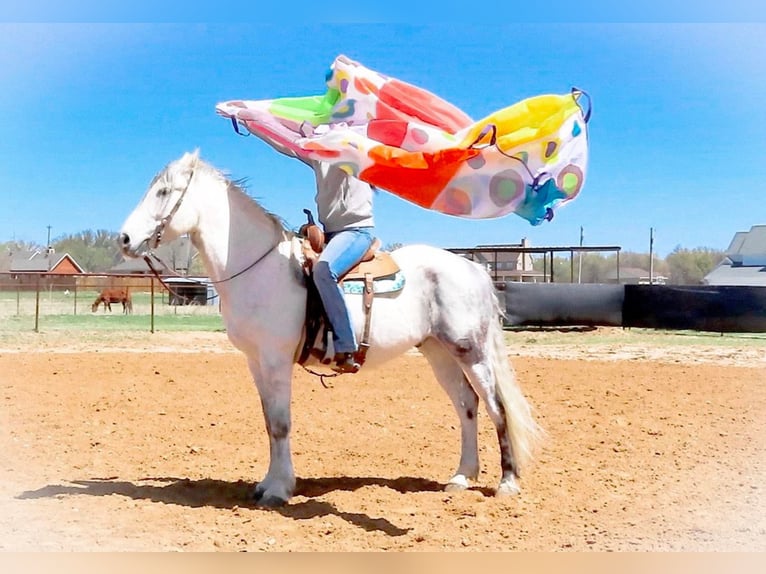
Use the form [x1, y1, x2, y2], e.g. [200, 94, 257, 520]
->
[118, 232, 146, 258]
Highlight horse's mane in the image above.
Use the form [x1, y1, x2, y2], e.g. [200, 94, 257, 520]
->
[195, 159, 291, 234]
[227, 178, 290, 232]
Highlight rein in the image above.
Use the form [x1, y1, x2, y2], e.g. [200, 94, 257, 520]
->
[298, 363, 341, 388]
[142, 234, 280, 303]
[144, 164, 282, 299]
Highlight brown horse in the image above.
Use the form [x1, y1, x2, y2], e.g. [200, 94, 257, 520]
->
[91, 288, 133, 314]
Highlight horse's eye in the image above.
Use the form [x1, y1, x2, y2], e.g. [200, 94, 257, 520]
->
[157, 187, 170, 198]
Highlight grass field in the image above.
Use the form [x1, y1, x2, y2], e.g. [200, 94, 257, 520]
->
[0, 289, 223, 333]
[2, 288, 765, 346]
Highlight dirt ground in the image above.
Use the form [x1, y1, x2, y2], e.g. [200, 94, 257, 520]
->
[1, 329, 765, 551]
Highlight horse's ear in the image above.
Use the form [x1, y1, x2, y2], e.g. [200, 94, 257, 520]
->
[180, 149, 201, 168]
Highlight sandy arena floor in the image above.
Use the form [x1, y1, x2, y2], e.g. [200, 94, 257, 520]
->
[1, 330, 765, 551]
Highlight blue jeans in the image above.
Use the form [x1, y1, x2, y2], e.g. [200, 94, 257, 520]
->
[312, 228, 374, 355]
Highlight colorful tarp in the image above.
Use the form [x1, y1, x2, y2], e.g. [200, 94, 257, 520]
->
[216, 55, 590, 225]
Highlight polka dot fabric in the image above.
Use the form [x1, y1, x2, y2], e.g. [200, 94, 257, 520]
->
[216, 55, 590, 225]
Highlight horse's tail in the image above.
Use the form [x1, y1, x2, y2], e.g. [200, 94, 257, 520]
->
[488, 293, 543, 474]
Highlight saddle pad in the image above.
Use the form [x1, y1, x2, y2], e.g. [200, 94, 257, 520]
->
[342, 271, 406, 295]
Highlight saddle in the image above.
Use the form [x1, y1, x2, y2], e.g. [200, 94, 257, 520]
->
[297, 212, 401, 371]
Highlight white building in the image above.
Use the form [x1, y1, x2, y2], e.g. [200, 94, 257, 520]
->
[703, 225, 766, 286]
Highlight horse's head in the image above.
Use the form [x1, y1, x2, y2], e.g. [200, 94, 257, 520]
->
[119, 150, 203, 257]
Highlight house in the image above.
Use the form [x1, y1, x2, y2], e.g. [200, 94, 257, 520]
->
[0, 247, 85, 291]
[449, 238, 545, 283]
[703, 224, 766, 286]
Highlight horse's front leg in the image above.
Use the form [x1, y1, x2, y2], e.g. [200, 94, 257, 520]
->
[247, 358, 295, 507]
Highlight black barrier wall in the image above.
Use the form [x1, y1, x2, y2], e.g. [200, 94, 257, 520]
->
[622, 285, 766, 333]
[504, 282, 625, 327]
[503, 283, 766, 332]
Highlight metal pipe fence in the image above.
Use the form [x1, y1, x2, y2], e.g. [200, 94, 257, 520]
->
[0, 272, 222, 333]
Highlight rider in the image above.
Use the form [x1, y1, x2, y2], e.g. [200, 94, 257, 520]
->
[308, 159, 375, 373]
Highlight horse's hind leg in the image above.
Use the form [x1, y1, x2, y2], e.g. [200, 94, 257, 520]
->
[435, 327, 531, 497]
[457, 356, 523, 496]
[419, 338, 480, 491]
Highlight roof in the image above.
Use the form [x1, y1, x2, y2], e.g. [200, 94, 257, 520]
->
[726, 231, 748, 254]
[733, 225, 766, 255]
[0, 249, 36, 273]
[162, 276, 212, 285]
[705, 225, 766, 286]
[0, 249, 85, 274]
[703, 261, 766, 286]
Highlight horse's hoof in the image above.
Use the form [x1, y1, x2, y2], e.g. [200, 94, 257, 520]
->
[256, 494, 288, 508]
[445, 474, 471, 492]
[252, 484, 289, 508]
[444, 482, 468, 492]
[495, 482, 521, 497]
[252, 485, 265, 501]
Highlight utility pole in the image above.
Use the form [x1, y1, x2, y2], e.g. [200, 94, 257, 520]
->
[578, 226, 584, 283]
[649, 227, 655, 285]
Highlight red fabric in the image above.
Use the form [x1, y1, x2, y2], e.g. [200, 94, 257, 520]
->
[366, 120, 409, 149]
[377, 79, 472, 135]
[362, 147, 479, 208]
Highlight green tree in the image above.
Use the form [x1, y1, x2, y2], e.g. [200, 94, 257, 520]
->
[530, 250, 675, 283]
[532, 254, 574, 282]
[665, 246, 725, 285]
[579, 252, 616, 283]
[0, 239, 42, 254]
[188, 251, 207, 276]
[52, 229, 122, 273]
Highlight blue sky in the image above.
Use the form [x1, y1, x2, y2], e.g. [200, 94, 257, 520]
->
[1, 21, 765, 257]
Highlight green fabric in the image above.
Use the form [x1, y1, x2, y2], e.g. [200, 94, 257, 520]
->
[268, 88, 341, 126]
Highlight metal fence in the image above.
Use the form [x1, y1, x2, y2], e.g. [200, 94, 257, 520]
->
[0, 272, 221, 333]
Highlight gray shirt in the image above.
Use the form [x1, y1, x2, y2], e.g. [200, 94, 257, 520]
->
[311, 161, 375, 233]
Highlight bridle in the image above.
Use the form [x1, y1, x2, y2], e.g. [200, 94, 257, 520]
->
[150, 167, 196, 250]
[141, 165, 281, 293]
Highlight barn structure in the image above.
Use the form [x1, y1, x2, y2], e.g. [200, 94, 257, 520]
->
[448, 238, 622, 284]
[162, 277, 219, 306]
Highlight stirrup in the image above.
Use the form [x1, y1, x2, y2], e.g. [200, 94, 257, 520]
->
[332, 352, 360, 374]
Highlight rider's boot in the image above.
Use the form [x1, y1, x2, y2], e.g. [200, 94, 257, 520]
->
[333, 352, 360, 374]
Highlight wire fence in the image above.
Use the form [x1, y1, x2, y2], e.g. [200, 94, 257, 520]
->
[0, 272, 222, 333]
